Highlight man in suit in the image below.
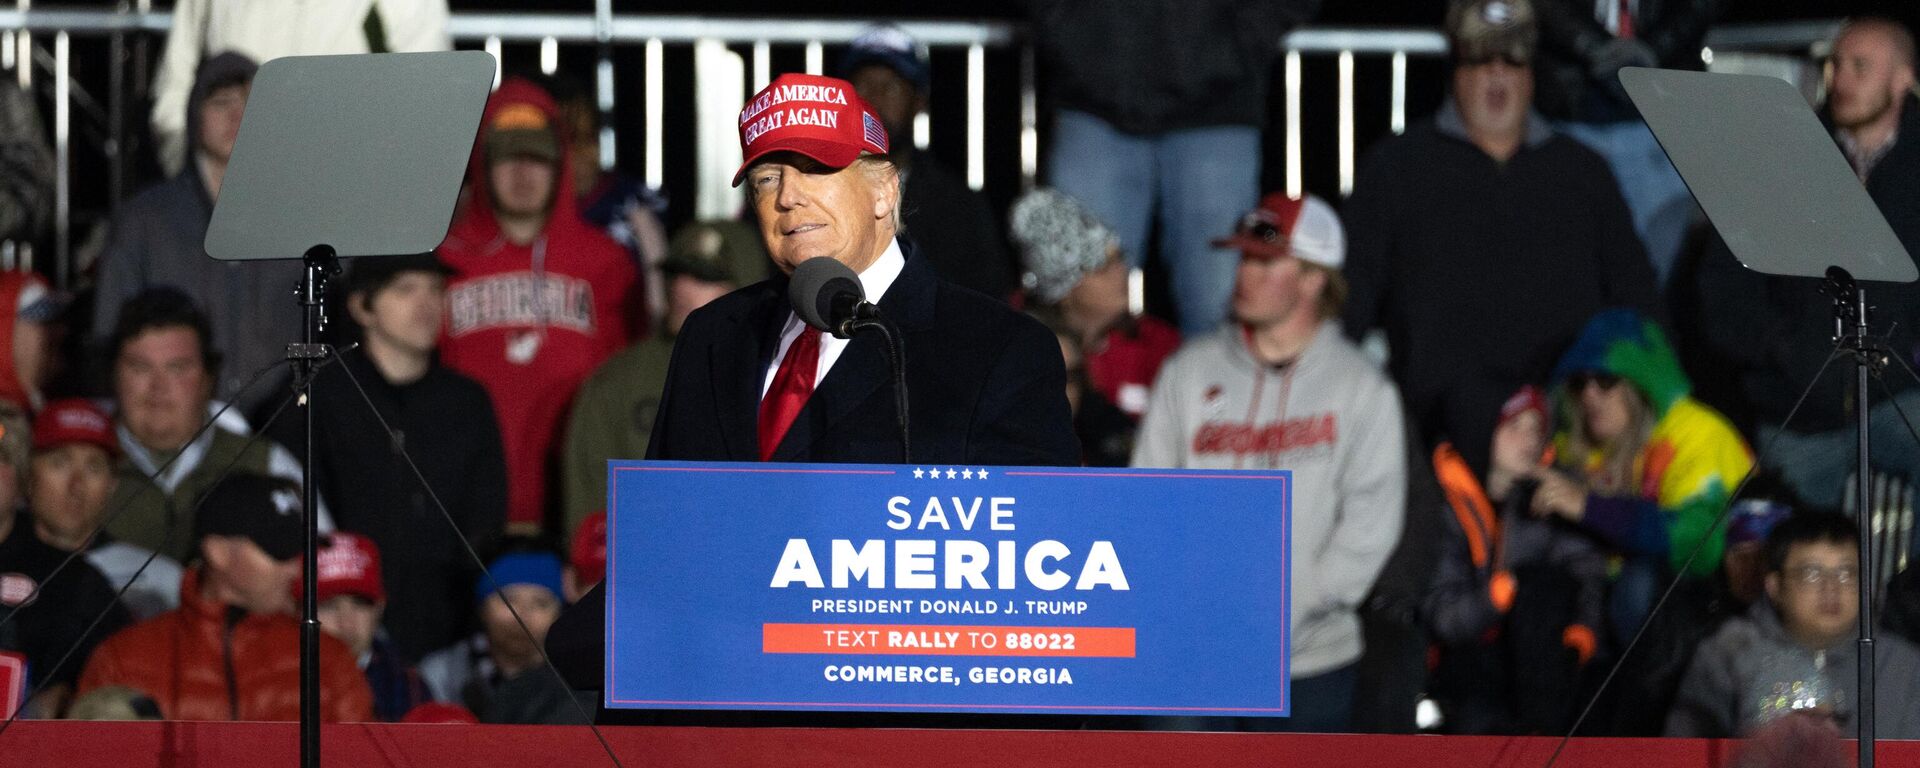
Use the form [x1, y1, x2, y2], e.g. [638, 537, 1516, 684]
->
[546, 73, 1078, 717]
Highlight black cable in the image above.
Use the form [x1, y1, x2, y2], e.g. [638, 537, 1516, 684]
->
[1541, 342, 1848, 768]
[330, 355, 626, 768]
[0, 383, 300, 738]
[0, 356, 291, 640]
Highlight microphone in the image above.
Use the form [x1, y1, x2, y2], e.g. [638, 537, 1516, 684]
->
[789, 257, 878, 339]
[784, 256, 911, 462]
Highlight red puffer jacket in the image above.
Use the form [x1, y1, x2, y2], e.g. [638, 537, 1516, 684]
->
[76, 567, 371, 721]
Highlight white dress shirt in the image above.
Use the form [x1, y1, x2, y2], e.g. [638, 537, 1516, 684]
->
[761, 240, 906, 397]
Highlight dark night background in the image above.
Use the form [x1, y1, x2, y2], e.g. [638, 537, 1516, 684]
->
[25, 0, 1920, 274]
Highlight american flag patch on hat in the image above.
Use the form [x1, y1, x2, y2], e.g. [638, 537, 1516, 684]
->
[862, 111, 889, 153]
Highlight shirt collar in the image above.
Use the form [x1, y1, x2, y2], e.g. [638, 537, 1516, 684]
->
[857, 237, 906, 306]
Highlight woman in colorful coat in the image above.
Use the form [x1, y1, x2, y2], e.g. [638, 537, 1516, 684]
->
[1528, 308, 1753, 645]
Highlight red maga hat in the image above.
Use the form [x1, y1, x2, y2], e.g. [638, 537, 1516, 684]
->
[733, 73, 889, 187]
[32, 399, 119, 458]
[299, 531, 385, 604]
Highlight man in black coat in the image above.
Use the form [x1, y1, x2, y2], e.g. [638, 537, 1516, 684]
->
[1341, 0, 1659, 478]
[546, 73, 1077, 720]
[1694, 18, 1920, 511]
[270, 254, 508, 663]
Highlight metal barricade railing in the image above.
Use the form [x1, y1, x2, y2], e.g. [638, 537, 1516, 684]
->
[0, 5, 1845, 290]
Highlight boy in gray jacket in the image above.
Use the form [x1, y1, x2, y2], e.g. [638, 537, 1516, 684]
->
[1666, 511, 1920, 738]
[1133, 193, 1405, 732]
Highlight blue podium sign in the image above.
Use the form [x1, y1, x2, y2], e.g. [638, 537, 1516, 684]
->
[605, 461, 1291, 716]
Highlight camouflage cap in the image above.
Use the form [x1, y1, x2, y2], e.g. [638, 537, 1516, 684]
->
[1446, 0, 1538, 64]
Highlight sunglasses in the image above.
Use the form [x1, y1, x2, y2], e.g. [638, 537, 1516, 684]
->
[1236, 213, 1287, 247]
[1567, 372, 1624, 392]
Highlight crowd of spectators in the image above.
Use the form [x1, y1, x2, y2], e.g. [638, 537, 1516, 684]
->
[0, 0, 1917, 741]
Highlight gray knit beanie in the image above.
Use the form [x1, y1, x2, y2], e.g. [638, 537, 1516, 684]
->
[1010, 188, 1120, 304]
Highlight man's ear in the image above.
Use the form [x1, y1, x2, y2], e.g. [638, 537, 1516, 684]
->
[1764, 572, 1782, 605]
[871, 170, 898, 221]
[201, 537, 228, 571]
[346, 289, 373, 328]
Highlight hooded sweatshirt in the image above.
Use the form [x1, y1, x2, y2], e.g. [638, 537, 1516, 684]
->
[437, 79, 636, 528]
[1666, 597, 1920, 739]
[1132, 322, 1406, 677]
[1550, 309, 1753, 579]
[93, 52, 306, 418]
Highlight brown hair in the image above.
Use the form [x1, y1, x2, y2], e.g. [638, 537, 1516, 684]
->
[1298, 262, 1348, 321]
[1558, 381, 1654, 494]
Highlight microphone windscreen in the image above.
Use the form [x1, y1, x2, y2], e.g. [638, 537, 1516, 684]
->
[788, 257, 864, 331]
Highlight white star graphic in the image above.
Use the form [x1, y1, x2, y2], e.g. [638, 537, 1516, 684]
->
[946, 468, 958, 479]
[913, 468, 924, 478]
[977, 469, 989, 479]
[962, 469, 975, 479]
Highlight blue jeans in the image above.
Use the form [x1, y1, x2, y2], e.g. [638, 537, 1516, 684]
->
[1759, 388, 1920, 511]
[1246, 662, 1358, 733]
[1557, 120, 1693, 290]
[1047, 110, 1259, 337]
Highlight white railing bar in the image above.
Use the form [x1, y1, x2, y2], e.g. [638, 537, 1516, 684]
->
[0, 10, 1848, 57]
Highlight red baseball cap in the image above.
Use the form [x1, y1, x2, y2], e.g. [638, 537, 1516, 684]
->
[301, 531, 385, 604]
[1212, 192, 1346, 269]
[32, 398, 119, 458]
[570, 511, 608, 587]
[733, 73, 889, 187]
[1499, 384, 1549, 428]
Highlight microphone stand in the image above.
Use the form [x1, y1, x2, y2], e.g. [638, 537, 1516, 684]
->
[291, 244, 340, 768]
[837, 306, 910, 464]
[1823, 266, 1881, 767]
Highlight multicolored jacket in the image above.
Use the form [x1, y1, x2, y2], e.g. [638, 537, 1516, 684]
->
[1550, 309, 1753, 578]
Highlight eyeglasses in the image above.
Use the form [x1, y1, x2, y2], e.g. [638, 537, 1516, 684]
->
[1236, 213, 1287, 247]
[1785, 565, 1858, 587]
[1567, 372, 1624, 392]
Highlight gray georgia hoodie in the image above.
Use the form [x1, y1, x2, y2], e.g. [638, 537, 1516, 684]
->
[1132, 322, 1407, 677]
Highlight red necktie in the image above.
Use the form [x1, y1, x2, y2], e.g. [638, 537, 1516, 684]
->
[758, 328, 821, 461]
[1617, 0, 1635, 39]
